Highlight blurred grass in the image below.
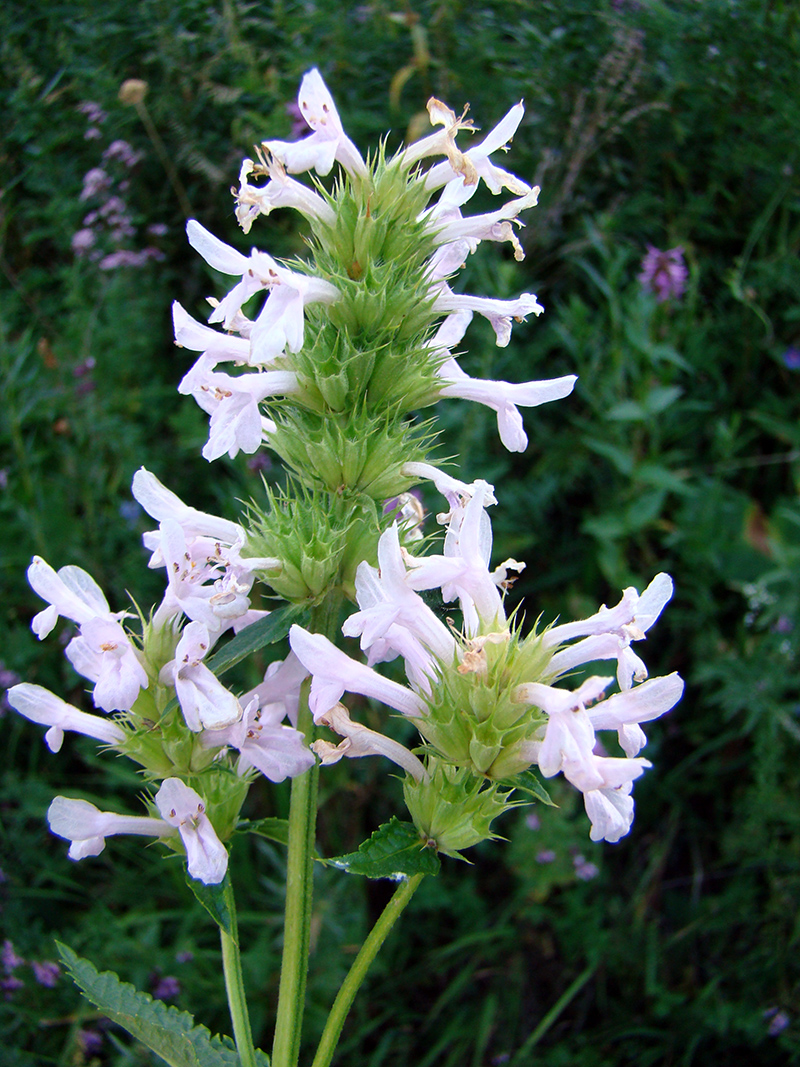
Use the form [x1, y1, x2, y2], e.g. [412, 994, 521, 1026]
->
[1, 0, 800, 1063]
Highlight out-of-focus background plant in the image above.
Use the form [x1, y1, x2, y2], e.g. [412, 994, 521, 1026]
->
[2, 1, 799, 1063]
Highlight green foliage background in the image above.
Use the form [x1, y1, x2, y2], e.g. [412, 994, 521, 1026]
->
[2, 1, 799, 1064]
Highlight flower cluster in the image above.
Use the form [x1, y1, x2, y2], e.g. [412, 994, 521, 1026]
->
[176, 69, 576, 470]
[8, 69, 683, 883]
[1, 940, 61, 999]
[288, 476, 682, 849]
[8, 470, 315, 883]
[73, 102, 166, 270]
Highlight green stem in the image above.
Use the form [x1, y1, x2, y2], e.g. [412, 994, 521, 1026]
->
[272, 594, 343, 1067]
[311, 873, 424, 1067]
[271, 692, 318, 1067]
[220, 879, 258, 1067]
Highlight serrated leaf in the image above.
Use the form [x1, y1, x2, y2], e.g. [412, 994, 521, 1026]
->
[57, 943, 269, 1067]
[326, 817, 440, 879]
[236, 817, 290, 846]
[206, 604, 308, 676]
[185, 872, 234, 940]
[506, 770, 558, 806]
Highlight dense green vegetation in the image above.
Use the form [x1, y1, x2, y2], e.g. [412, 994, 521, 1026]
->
[2, 1, 799, 1063]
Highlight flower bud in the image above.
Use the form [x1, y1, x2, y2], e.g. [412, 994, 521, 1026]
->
[403, 760, 518, 858]
[119, 79, 148, 106]
[417, 626, 553, 777]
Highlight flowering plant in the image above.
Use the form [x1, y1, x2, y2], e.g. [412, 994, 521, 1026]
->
[9, 69, 682, 1067]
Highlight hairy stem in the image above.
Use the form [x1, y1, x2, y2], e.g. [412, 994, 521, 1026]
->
[271, 682, 318, 1067]
[272, 591, 343, 1067]
[220, 879, 258, 1067]
[311, 873, 424, 1067]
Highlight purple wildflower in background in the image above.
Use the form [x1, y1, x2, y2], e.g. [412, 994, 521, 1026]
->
[71, 229, 96, 254]
[764, 1007, 790, 1036]
[32, 960, 61, 987]
[247, 452, 273, 474]
[78, 101, 107, 125]
[2, 940, 24, 972]
[1, 664, 21, 715]
[78, 101, 108, 140]
[73, 357, 96, 379]
[286, 100, 307, 140]
[782, 347, 800, 370]
[1, 976, 24, 998]
[119, 499, 141, 527]
[99, 248, 164, 270]
[103, 139, 143, 168]
[573, 854, 600, 881]
[77, 1029, 105, 1054]
[638, 245, 688, 303]
[73, 108, 166, 272]
[152, 974, 181, 1000]
[536, 849, 556, 864]
[80, 168, 111, 201]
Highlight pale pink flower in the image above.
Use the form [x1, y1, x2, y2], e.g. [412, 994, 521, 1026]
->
[48, 796, 172, 861]
[546, 573, 674, 689]
[425, 183, 540, 266]
[26, 557, 147, 712]
[583, 781, 636, 843]
[7, 684, 125, 753]
[133, 470, 278, 633]
[182, 367, 299, 462]
[420, 101, 532, 196]
[161, 621, 243, 732]
[432, 282, 544, 347]
[519, 676, 611, 787]
[289, 625, 426, 721]
[240, 652, 308, 727]
[132, 467, 243, 548]
[312, 703, 427, 781]
[154, 778, 228, 884]
[186, 220, 339, 365]
[264, 68, 367, 178]
[437, 358, 577, 452]
[234, 153, 336, 234]
[585, 672, 684, 757]
[401, 461, 494, 523]
[172, 301, 252, 383]
[342, 523, 457, 689]
[201, 695, 315, 783]
[405, 481, 507, 634]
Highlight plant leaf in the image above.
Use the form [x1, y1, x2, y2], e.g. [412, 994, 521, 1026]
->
[184, 872, 235, 940]
[505, 769, 557, 806]
[236, 816, 290, 846]
[326, 817, 440, 879]
[56, 943, 269, 1067]
[206, 604, 309, 676]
